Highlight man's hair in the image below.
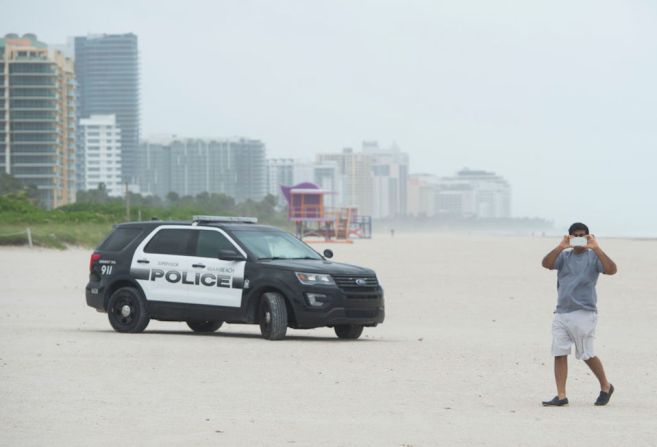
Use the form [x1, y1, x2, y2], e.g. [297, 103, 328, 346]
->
[568, 222, 590, 235]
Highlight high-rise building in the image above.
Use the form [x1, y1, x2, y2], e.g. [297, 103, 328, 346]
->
[74, 34, 139, 184]
[317, 148, 374, 216]
[435, 169, 511, 218]
[1, 33, 76, 208]
[312, 161, 341, 209]
[139, 137, 266, 201]
[222, 138, 266, 202]
[79, 114, 122, 196]
[291, 160, 315, 187]
[366, 141, 409, 219]
[407, 173, 439, 217]
[267, 158, 343, 209]
[267, 158, 295, 206]
[317, 142, 409, 218]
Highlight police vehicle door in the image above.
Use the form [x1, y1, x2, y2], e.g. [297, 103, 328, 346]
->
[188, 228, 246, 307]
[131, 226, 197, 304]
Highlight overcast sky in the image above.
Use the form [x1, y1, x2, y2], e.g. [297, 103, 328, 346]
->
[3, 0, 656, 236]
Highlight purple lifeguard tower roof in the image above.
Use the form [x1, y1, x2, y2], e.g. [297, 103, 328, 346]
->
[280, 182, 321, 204]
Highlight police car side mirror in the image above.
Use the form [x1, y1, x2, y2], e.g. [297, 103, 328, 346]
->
[218, 248, 246, 261]
[323, 249, 333, 259]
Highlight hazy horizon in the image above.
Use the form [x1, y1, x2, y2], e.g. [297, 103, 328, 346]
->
[2, 0, 656, 236]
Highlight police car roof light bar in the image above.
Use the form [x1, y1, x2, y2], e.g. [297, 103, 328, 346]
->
[192, 215, 258, 224]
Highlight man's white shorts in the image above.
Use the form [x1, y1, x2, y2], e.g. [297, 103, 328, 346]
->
[551, 310, 597, 360]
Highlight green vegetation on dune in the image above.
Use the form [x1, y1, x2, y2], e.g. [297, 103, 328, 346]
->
[0, 181, 291, 249]
[0, 222, 113, 249]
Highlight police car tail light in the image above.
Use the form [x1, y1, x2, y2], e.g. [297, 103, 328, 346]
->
[89, 252, 101, 272]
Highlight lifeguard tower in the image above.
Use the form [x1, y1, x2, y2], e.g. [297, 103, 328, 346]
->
[281, 183, 372, 242]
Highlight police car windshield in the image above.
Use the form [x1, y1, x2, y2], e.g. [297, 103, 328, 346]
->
[231, 230, 323, 260]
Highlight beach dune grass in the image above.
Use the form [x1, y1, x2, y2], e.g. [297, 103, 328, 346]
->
[0, 193, 291, 248]
[0, 223, 112, 249]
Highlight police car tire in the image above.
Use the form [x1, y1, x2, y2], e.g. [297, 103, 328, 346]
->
[107, 287, 150, 333]
[334, 324, 364, 340]
[186, 320, 223, 333]
[259, 292, 288, 340]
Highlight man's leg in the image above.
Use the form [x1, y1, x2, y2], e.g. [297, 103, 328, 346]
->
[584, 356, 610, 392]
[555, 355, 568, 399]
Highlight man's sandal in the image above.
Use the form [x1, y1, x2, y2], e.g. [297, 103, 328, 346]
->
[594, 384, 614, 406]
[542, 396, 569, 406]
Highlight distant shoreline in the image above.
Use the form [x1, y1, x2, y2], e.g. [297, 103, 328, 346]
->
[2, 231, 656, 252]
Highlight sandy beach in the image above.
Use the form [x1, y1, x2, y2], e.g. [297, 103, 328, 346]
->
[1, 232, 656, 446]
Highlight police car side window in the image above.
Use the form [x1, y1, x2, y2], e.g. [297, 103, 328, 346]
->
[99, 227, 142, 251]
[144, 229, 195, 256]
[195, 230, 235, 258]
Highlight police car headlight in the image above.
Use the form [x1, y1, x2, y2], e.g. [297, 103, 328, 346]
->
[295, 272, 335, 286]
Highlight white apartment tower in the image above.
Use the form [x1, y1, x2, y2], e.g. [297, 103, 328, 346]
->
[367, 141, 409, 219]
[79, 114, 122, 196]
[267, 158, 295, 205]
[435, 169, 511, 218]
[317, 148, 374, 216]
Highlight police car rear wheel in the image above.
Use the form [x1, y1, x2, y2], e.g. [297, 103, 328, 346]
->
[186, 320, 223, 333]
[107, 287, 150, 333]
[259, 292, 287, 340]
[334, 324, 364, 340]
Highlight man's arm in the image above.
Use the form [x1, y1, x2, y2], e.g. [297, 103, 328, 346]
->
[542, 235, 570, 269]
[587, 234, 618, 275]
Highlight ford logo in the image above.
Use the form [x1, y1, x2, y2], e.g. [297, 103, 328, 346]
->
[355, 279, 368, 286]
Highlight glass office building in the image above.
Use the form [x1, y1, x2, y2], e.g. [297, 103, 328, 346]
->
[139, 137, 267, 201]
[74, 34, 139, 185]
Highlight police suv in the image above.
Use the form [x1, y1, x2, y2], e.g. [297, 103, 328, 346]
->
[86, 216, 384, 340]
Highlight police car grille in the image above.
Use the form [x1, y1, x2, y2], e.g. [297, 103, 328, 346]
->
[345, 293, 380, 300]
[332, 275, 379, 296]
[345, 309, 379, 318]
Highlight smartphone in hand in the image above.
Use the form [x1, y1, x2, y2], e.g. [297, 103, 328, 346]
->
[570, 236, 587, 247]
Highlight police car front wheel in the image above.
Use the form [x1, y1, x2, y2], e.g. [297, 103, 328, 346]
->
[259, 292, 288, 340]
[187, 320, 223, 333]
[107, 287, 150, 333]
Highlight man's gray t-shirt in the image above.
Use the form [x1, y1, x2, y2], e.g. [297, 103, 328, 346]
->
[553, 249, 604, 313]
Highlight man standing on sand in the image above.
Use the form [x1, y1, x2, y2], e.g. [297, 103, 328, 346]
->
[541, 222, 618, 406]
